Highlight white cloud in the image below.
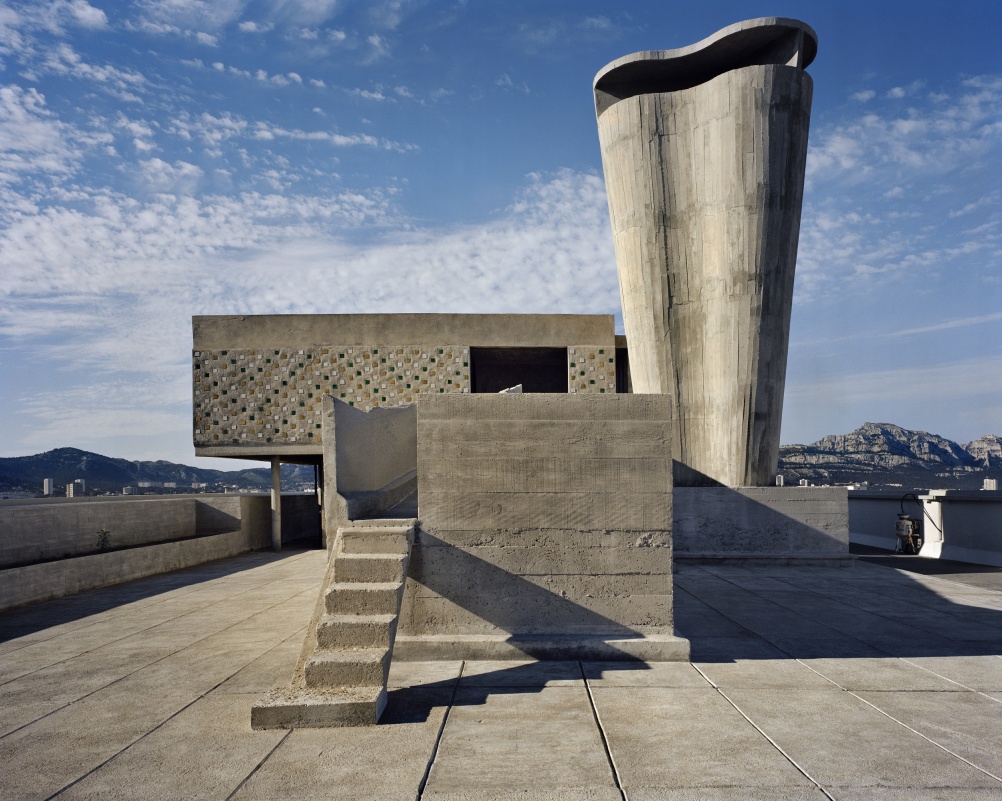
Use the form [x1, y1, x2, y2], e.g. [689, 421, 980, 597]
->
[348, 87, 387, 101]
[851, 89, 875, 102]
[0, 171, 616, 457]
[194, 31, 218, 46]
[365, 34, 390, 63]
[0, 85, 81, 183]
[496, 73, 530, 94]
[238, 20, 273, 33]
[891, 311, 1002, 338]
[41, 43, 146, 100]
[251, 121, 413, 151]
[65, 0, 107, 29]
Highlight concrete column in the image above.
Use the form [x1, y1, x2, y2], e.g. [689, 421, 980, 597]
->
[270, 457, 281, 551]
[594, 18, 817, 487]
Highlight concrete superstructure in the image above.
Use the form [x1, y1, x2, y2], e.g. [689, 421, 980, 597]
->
[192, 313, 618, 461]
[594, 18, 817, 487]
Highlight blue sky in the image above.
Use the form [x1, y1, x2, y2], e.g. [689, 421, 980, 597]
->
[1, 0, 1000, 469]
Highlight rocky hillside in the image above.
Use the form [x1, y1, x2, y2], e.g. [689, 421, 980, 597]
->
[779, 423, 1002, 489]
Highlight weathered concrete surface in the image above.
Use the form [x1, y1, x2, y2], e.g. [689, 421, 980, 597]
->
[0, 494, 321, 612]
[253, 523, 414, 728]
[595, 18, 816, 487]
[193, 313, 615, 350]
[321, 396, 417, 532]
[674, 486, 850, 563]
[4, 549, 1002, 799]
[398, 393, 687, 661]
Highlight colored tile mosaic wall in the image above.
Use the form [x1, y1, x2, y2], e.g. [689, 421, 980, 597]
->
[568, 346, 617, 394]
[193, 345, 471, 447]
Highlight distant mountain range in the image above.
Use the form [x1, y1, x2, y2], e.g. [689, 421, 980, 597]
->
[778, 423, 1002, 489]
[0, 447, 316, 495]
[2, 423, 1000, 496]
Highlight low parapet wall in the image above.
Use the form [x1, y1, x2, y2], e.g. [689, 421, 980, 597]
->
[849, 488, 1002, 566]
[674, 486, 850, 564]
[0, 493, 320, 611]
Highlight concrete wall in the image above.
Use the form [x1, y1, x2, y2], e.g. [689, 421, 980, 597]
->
[848, 489, 1002, 566]
[0, 493, 319, 611]
[674, 486, 850, 564]
[193, 313, 616, 460]
[595, 19, 816, 487]
[396, 393, 687, 661]
[933, 491, 1002, 566]
[321, 396, 418, 534]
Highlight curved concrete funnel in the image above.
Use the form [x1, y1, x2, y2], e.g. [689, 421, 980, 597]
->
[594, 17, 816, 487]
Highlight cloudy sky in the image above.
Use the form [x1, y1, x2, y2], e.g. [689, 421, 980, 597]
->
[1, 0, 1000, 469]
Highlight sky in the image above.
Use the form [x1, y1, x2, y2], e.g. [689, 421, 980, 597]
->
[1, 0, 1000, 470]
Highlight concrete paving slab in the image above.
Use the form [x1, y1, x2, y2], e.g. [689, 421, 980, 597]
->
[231, 689, 451, 801]
[902, 656, 1002, 691]
[686, 636, 789, 662]
[387, 659, 463, 690]
[722, 688, 1001, 789]
[459, 660, 584, 687]
[423, 791, 622, 800]
[695, 659, 835, 689]
[803, 657, 969, 691]
[56, 692, 285, 801]
[591, 687, 814, 790]
[215, 630, 307, 694]
[828, 788, 1002, 800]
[856, 689, 1002, 778]
[0, 687, 201, 800]
[627, 789, 829, 800]
[424, 686, 615, 795]
[582, 661, 709, 687]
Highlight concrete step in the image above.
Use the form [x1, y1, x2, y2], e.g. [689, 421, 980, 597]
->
[325, 582, 401, 615]
[335, 552, 407, 583]
[304, 648, 390, 688]
[317, 613, 396, 649]
[252, 686, 387, 729]
[338, 525, 412, 555]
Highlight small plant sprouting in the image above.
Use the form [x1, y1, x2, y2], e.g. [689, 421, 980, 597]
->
[96, 529, 111, 551]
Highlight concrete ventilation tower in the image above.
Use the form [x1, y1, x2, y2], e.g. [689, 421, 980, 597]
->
[594, 18, 817, 487]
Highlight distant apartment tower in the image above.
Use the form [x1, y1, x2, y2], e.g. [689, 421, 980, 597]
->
[43, 478, 54, 496]
[66, 479, 85, 497]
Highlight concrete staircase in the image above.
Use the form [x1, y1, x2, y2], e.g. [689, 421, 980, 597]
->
[251, 520, 415, 728]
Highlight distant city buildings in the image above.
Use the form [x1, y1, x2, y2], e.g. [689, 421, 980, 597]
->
[66, 479, 86, 497]
[43, 478, 54, 496]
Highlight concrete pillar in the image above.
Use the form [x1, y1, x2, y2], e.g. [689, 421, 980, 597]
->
[594, 18, 817, 487]
[270, 457, 281, 551]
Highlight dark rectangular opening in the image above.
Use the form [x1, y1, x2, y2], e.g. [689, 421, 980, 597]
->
[615, 347, 632, 393]
[470, 347, 568, 393]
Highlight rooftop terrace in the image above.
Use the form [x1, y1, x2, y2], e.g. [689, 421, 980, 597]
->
[3, 548, 1002, 800]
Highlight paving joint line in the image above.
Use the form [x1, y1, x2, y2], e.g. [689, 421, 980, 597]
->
[0, 586, 317, 741]
[224, 729, 292, 801]
[848, 688, 1002, 785]
[45, 672, 242, 800]
[0, 563, 324, 690]
[0, 549, 316, 655]
[691, 664, 837, 801]
[579, 660, 628, 801]
[415, 659, 465, 800]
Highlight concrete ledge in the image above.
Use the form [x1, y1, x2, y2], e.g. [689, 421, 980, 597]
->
[0, 526, 269, 612]
[393, 633, 690, 662]
[342, 470, 417, 522]
[674, 486, 849, 561]
[675, 554, 855, 567]
[251, 686, 386, 729]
